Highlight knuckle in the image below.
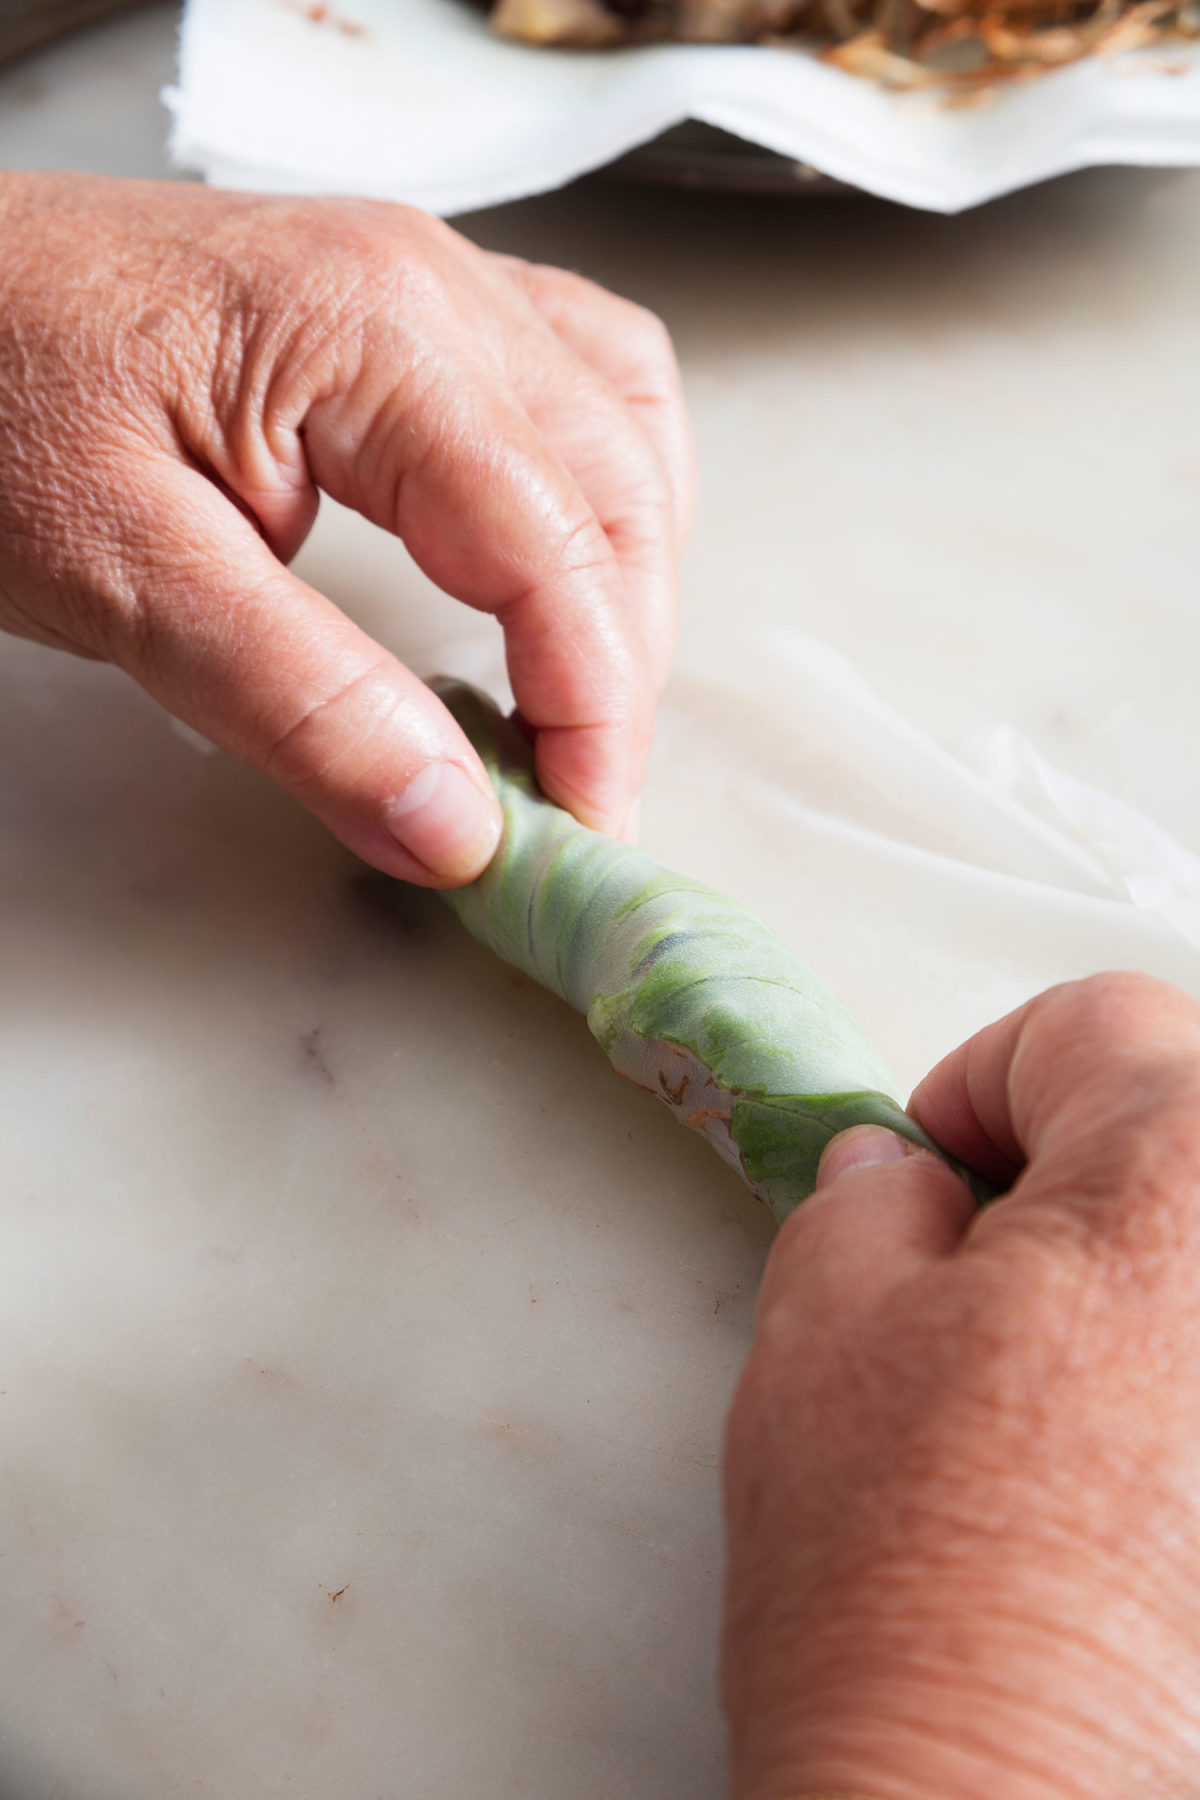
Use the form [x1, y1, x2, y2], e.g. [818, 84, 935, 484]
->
[284, 203, 459, 321]
[356, 234, 435, 306]
[555, 508, 616, 579]
[1019, 973, 1200, 1144]
[518, 261, 678, 383]
[573, 404, 674, 529]
[621, 413, 672, 489]
[1045, 970, 1200, 1053]
[622, 299, 675, 369]
[518, 260, 609, 321]
[614, 302, 681, 400]
[258, 657, 397, 799]
[608, 447, 674, 532]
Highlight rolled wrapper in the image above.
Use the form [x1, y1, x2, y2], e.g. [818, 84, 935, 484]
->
[434, 681, 989, 1224]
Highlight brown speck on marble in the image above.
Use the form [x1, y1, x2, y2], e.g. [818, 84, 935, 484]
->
[299, 1026, 336, 1087]
[484, 1417, 537, 1442]
[329, 1586, 348, 1604]
[244, 1359, 298, 1390]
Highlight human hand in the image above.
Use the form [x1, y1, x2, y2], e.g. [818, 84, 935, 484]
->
[723, 972, 1200, 1800]
[0, 173, 691, 882]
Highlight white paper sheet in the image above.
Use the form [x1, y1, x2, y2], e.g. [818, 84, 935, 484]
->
[168, 0, 1200, 215]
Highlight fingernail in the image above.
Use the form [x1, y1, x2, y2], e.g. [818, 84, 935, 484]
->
[817, 1125, 918, 1188]
[386, 762, 501, 879]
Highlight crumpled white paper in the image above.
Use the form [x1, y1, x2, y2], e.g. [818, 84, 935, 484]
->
[168, 0, 1200, 214]
[408, 617, 1200, 1098]
[958, 722, 1200, 950]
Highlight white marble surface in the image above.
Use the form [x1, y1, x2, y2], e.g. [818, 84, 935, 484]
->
[2, 10, 1200, 1797]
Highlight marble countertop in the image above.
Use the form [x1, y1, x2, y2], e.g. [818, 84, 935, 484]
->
[2, 11, 1200, 1797]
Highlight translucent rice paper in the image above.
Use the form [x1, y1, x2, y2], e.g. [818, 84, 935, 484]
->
[169, 0, 1200, 214]
[433, 623, 1200, 1099]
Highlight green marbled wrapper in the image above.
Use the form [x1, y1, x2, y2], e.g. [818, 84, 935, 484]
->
[435, 681, 985, 1224]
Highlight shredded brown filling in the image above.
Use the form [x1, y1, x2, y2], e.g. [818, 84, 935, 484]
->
[490, 0, 1199, 87]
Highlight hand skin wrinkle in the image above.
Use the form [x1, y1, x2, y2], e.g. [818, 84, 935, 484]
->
[725, 975, 1200, 1800]
[0, 169, 690, 877]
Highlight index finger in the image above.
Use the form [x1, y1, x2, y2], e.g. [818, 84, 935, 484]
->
[306, 366, 651, 838]
[498, 257, 696, 549]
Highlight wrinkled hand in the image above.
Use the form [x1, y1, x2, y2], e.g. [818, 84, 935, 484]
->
[724, 972, 1200, 1800]
[0, 173, 691, 882]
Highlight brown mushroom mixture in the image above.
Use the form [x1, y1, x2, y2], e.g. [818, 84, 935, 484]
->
[491, 1, 806, 43]
[490, 0, 1198, 86]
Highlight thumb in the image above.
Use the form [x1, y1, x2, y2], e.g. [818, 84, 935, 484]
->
[815, 1123, 977, 1268]
[109, 466, 502, 885]
[760, 1126, 976, 1326]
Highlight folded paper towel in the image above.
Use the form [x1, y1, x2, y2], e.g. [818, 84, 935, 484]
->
[168, 0, 1200, 213]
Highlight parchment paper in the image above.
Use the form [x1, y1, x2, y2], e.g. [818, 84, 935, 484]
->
[169, 0, 1200, 213]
